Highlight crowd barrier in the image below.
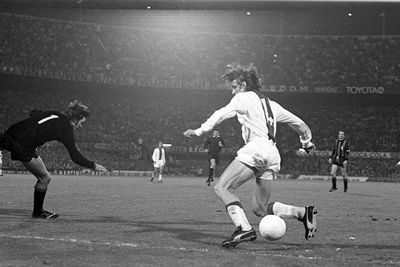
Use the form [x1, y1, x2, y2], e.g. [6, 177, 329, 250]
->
[297, 175, 369, 182]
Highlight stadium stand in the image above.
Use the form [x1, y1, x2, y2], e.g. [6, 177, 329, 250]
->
[0, 12, 399, 179]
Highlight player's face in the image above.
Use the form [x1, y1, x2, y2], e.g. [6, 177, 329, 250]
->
[338, 131, 345, 140]
[227, 80, 245, 95]
[73, 117, 87, 130]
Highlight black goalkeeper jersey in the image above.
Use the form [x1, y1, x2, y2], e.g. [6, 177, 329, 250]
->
[4, 111, 95, 169]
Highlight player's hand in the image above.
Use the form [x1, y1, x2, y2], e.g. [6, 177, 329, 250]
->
[300, 141, 315, 154]
[183, 129, 196, 138]
[328, 158, 332, 164]
[94, 163, 108, 173]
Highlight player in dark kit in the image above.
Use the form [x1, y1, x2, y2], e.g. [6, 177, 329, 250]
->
[0, 100, 108, 219]
[204, 130, 225, 186]
[329, 130, 350, 192]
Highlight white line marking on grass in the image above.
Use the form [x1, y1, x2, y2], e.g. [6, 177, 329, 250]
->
[10, 233, 400, 264]
[0, 233, 323, 261]
[0, 234, 210, 252]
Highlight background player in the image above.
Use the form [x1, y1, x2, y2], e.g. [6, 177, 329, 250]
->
[0, 100, 108, 219]
[184, 62, 317, 248]
[204, 129, 225, 186]
[328, 130, 350, 192]
[151, 141, 166, 183]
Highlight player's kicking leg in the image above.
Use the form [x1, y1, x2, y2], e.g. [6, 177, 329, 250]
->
[267, 202, 318, 240]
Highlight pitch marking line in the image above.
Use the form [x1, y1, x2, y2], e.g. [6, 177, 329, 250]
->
[0, 233, 325, 260]
[5, 233, 400, 265]
[8, 233, 400, 265]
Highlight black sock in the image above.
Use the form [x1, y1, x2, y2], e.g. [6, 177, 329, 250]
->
[332, 177, 337, 188]
[33, 189, 47, 214]
[208, 168, 214, 179]
[344, 179, 348, 191]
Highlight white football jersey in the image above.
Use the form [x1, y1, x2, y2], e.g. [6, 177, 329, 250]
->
[195, 91, 311, 144]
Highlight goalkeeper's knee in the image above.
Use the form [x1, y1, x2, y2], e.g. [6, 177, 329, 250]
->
[34, 176, 51, 191]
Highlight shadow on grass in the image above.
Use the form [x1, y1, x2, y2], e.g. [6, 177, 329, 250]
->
[0, 208, 32, 217]
[68, 216, 231, 245]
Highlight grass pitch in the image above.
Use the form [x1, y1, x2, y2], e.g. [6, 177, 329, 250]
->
[1, 174, 399, 266]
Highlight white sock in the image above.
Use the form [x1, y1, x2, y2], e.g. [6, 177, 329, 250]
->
[272, 202, 302, 219]
[227, 204, 252, 231]
[158, 174, 162, 181]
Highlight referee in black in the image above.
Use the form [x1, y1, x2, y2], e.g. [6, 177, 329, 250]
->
[328, 130, 350, 192]
[0, 100, 108, 219]
[204, 129, 225, 186]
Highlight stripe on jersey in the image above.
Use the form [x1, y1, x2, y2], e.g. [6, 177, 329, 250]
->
[260, 98, 276, 142]
[38, 115, 59, 124]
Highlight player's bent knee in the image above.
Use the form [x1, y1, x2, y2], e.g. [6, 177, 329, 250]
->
[213, 183, 226, 198]
[35, 176, 51, 191]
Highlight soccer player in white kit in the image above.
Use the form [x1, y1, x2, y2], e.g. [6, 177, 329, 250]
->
[184, 63, 317, 248]
[151, 141, 166, 183]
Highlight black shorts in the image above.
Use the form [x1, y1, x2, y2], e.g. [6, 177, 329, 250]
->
[208, 152, 220, 165]
[0, 133, 38, 162]
[332, 161, 345, 168]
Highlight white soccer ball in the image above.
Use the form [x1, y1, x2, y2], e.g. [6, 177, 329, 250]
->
[259, 215, 286, 241]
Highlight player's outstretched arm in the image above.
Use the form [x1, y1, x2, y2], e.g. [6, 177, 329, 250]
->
[94, 162, 108, 173]
[183, 129, 197, 138]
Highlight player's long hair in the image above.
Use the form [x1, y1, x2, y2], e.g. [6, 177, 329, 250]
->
[221, 62, 262, 92]
[64, 100, 90, 122]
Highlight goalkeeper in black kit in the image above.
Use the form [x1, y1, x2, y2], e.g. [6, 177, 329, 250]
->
[0, 100, 108, 219]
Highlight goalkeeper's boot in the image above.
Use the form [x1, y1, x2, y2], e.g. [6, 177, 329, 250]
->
[221, 226, 257, 248]
[32, 209, 59, 219]
[299, 206, 318, 240]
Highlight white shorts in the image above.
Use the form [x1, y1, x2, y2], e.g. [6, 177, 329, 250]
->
[235, 138, 281, 181]
[153, 160, 165, 168]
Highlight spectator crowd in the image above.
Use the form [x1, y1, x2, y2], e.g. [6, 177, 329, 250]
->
[0, 12, 399, 178]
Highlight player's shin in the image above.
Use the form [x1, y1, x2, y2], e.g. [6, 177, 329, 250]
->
[226, 201, 252, 231]
[33, 188, 47, 213]
[267, 202, 303, 219]
[331, 176, 337, 189]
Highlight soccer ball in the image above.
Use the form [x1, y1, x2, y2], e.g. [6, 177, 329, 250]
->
[259, 215, 286, 241]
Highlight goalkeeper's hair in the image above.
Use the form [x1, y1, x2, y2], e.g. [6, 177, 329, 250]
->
[221, 62, 262, 92]
[64, 100, 90, 122]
